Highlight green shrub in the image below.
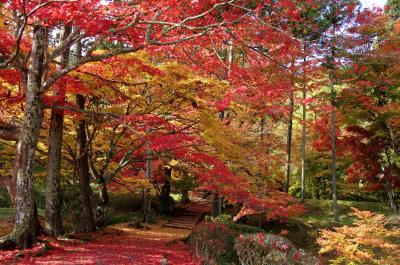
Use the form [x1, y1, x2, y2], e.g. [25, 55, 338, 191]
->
[205, 214, 264, 234]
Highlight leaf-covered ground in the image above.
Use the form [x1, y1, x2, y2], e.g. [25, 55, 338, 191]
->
[0, 222, 200, 264]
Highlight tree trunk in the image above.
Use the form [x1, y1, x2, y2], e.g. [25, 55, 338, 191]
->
[44, 26, 71, 237]
[284, 91, 294, 193]
[75, 94, 95, 232]
[330, 46, 339, 223]
[143, 90, 153, 223]
[301, 92, 306, 202]
[88, 158, 109, 227]
[213, 107, 225, 216]
[159, 167, 172, 214]
[96, 173, 109, 227]
[143, 147, 152, 223]
[382, 173, 398, 212]
[301, 49, 307, 202]
[0, 25, 46, 249]
[98, 175, 109, 208]
[387, 187, 398, 212]
[45, 110, 64, 236]
[212, 193, 222, 217]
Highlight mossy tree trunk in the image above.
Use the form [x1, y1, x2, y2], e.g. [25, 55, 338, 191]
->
[0, 25, 46, 249]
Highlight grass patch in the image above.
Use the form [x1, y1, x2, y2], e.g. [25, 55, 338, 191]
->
[104, 211, 142, 226]
[0, 208, 45, 219]
[298, 199, 391, 228]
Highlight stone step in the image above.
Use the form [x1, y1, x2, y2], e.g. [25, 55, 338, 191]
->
[162, 201, 212, 230]
[162, 224, 194, 230]
[166, 221, 197, 226]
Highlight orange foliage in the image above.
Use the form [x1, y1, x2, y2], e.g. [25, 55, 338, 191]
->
[318, 208, 400, 265]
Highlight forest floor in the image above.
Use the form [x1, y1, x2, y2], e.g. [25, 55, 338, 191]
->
[0, 199, 392, 264]
[0, 214, 203, 264]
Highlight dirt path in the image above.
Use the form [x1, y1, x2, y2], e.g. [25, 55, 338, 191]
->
[0, 201, 212, 265]
[1, 222, 199, 265]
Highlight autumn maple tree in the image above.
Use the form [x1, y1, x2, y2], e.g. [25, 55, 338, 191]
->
[0, 0, 308, 249]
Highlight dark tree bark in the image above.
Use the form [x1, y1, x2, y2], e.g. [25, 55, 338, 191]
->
[75, 94, 95, 232]
[0, 25, 46, 249]
[45, 110, 64, 236]
[159, 167, 173, 214]
[45, 26, 71, 237]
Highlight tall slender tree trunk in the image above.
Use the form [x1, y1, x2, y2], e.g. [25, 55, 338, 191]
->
[0, 25, 46, 249]
[330, 1, 339, 223]
[330, 60, 339, 223]
[212, 107, 226, 216]
[301, 48, 307, 202]
[143, 89, 153, 223]
[45, 26, 71, 237]
[284, 91, 294, 193]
